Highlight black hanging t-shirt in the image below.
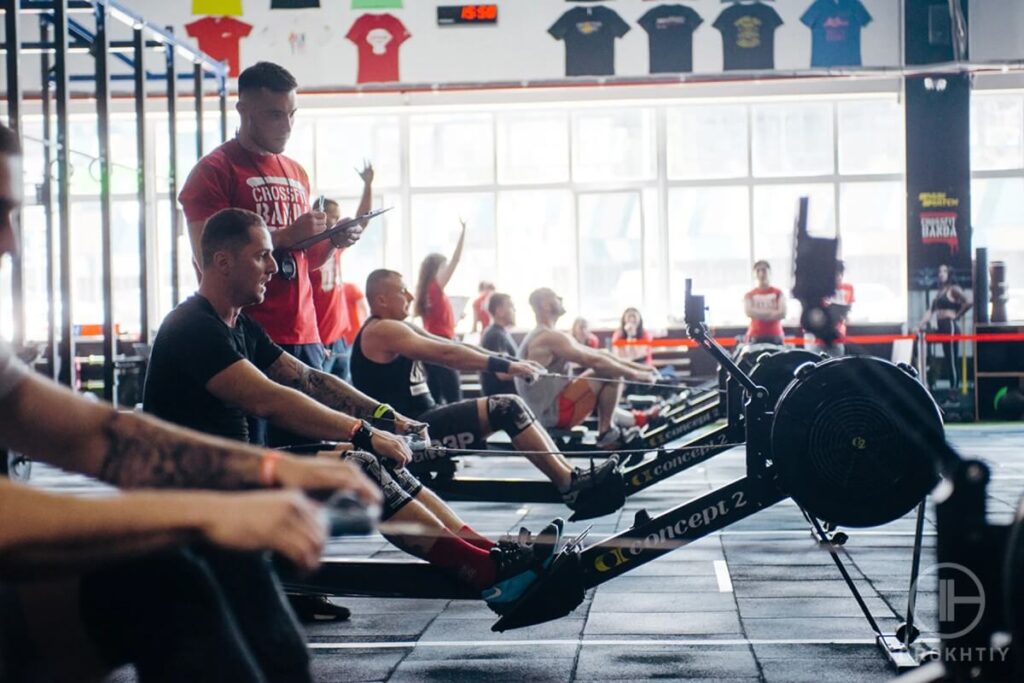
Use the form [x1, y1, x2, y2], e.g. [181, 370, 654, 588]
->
[271, 0, 319, 8]
[549, 6, 631, 77]
[638, 4, 704, 73]
[713, 1, 784, 71]
[142, 295, 284, 443]
[479, 324, 518, 396]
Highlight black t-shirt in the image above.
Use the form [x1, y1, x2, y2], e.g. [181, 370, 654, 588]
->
[480, 324, 518, 396]
[349, 319, 436, 419]
[638, 4, 703, 74]
[549, 6, 630, 77]
[713, 1, 784, 71]
[143, 295, 284, 443]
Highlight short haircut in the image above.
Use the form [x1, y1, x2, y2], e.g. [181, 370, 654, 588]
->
[366, 268, 402, 301]
[479, 280, 495, 292]
[528, 287, 555, 312]
[488, 292, 511, 316]
[323, 199, 339, 213]
[237, 61, 298, 94]
[201, 208, 265, 267]
[753, 260, 771, 271]
[0, 122, 21, 156]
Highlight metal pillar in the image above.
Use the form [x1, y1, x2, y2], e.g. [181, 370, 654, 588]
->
[40, 17, 57, 380]
[54, 0, 73, 387]
[165, 28, 179, 306]
[94, 0, 115, 402]
[219, 74, 228, 142]
[133, 26, 149, 345]
[4, 0, 24, 348]
[194, 62, 203, 160]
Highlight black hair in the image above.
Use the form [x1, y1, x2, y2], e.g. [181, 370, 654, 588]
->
[488, 292, 511, 317]
[366, 268, 403, 301]
[237, 61, 298, 94]
[753, 260, 771, 271]
[0, 122, 21, 156]
[201, 208, 265, 267]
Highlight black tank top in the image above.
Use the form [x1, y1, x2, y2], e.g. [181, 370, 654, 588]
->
[350, 318, 436, 419]
[931, 288, 960, 313]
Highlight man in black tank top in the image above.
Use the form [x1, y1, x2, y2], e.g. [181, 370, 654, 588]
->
[351, 269, 625, 519]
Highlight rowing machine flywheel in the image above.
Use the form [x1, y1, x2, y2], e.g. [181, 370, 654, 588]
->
[771, 356, 942, 528]
[748, 349, 821, 409]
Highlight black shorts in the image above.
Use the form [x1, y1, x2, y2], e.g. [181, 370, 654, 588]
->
[343, 450, 423, 519]
[420, 399, 487, 453]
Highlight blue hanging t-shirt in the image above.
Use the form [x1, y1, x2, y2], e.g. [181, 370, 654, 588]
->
[800, 0, 873, 67]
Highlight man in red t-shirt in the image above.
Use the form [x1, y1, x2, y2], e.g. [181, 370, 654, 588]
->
[311, 165, 374, 382]
[743, 260, 787, 345]
[471, 281, 495, 333]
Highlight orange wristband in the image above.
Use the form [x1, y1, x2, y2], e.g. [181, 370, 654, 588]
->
[259, 451, 282, 487]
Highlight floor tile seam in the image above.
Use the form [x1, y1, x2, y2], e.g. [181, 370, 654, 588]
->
[383, 598, 453, 681]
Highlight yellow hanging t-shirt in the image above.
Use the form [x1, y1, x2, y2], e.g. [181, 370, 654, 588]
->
[192, 0, 243, 17]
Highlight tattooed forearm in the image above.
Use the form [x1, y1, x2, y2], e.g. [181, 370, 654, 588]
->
[268, 354, 380, 419]
[97, 412, 258, 489]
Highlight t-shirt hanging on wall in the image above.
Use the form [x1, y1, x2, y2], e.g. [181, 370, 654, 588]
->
[800, 0, 872, 67]
[351, 0, 403, 8]
[713, 1, 783, 71]
[271, 0, 319, 8]
[548, 6, 630, 77]
[185, 17, 253, 77]
[192, 0, 242, 16]
[637, 4, 703, 74]
[346, 14, 411, 84]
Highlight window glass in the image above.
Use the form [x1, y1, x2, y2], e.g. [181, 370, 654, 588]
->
[838, 99, 904, 175]
[572, 108, 655, 182]
[410, 114, 494, 187]
[971, 95, 1024, 171]
[315, 115, 401, 193]
[577, 192, 643, 326]
[666, 105, 749, 180]
[497, 111, 570, 184]
[973, 178, 1024, 320]
[334, 193, 388, 300]
[752, 102, 834, 177]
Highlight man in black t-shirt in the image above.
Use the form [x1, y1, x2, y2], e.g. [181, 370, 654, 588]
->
[146, 208, 561, 613]
[548, 6, 630, 76]
[479, 292, 518, 396]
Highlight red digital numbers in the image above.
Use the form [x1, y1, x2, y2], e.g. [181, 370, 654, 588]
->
[459, 5, 497, 22]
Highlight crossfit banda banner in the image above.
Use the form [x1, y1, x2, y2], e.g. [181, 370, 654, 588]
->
[905, 73, 972, 291]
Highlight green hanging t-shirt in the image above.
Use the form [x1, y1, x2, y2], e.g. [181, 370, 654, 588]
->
[351, 0, 402, 8]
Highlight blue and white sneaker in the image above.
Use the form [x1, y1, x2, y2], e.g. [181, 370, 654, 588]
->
[481, 519, 564, 610]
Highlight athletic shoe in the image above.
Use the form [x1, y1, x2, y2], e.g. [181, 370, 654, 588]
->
[481, 519, 564, 609]
[561, 456, 622, 509]
[595, 425, 642, 450]
[289, 594, 352, 622]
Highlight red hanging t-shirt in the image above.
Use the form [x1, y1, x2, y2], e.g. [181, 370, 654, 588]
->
[345, 13, 411, 84]
[178, 139, 321, 345]
[744, 286, 785, 340]
[310, 249, 351, 346]
[185, 17, 253, 77]
[422, 280, 455, 339]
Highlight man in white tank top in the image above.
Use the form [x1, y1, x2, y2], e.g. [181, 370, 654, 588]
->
[517, 288, 659, 449]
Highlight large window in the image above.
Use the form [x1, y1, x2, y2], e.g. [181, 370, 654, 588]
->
[3, 92, 915, 347]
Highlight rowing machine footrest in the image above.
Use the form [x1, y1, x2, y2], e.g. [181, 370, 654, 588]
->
[568, 465, 626, 522]
[490, 548, 584, 632]
[408, 457, 459, 483]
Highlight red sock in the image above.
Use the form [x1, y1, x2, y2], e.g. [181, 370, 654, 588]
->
[424, 532, 497, 589]
[458, 525, 496, 551]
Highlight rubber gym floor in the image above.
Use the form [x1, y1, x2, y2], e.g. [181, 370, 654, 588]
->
[32, 423, 1023, 682]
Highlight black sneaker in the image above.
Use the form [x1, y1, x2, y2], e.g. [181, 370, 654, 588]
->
[563, 458, 626, 520]
[289, 594, 352, 623]
[481, 519, 564, 610]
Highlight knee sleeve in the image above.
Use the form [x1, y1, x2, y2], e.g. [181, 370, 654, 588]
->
[343, 450, 421, 519]
[486, 395, 536, 438]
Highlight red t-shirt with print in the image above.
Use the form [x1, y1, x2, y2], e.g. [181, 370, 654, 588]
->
[422, 280, 455, 339]
[346, 13, 411, 84]
[310, 249, 350, 346]
[828, 282, 855, 340]
[178, 139, 320, 345]
[185, 17, 252, 77]
[612, 328, 654, 366]
[744, 286, 786, 340]
[341, 282, 366, 346]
